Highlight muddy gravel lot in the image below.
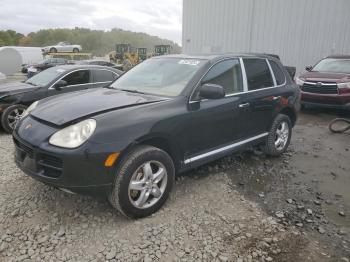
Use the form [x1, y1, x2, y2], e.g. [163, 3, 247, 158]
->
[0, 77, 349, 261]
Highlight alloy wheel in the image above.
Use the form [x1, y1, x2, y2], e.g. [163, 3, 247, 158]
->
[128, 161, 168, 209]
[7, 108, 25, 129]
[274, 121, 289, 151]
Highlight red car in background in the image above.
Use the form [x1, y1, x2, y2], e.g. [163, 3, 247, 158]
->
[295, 55, 350, 110]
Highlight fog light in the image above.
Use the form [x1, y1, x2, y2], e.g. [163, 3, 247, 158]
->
[105, 152, 120, 167]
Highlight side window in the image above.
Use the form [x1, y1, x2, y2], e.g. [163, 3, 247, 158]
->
[63, 70, 90, 86]
[202, 59, 243, 95]
[92, 70, 116, 83]
[243, 59, 274, 90]
[269, 60, 286, 85]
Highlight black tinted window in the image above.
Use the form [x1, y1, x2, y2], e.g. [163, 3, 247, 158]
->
[243, 59, 273, 90]
[63, 70, 90, 85]
[92, 70, 117, 82]
[269, 60, 285, 85]
[202, 59, 243, 95]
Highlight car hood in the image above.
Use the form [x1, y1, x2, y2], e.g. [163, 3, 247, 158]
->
[300, 71, 350, 83]
[31, 88, 169, 126]
[0, 82, 38, 98]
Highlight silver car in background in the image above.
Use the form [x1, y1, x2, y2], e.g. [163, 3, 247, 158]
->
[42, 41, 82, 53]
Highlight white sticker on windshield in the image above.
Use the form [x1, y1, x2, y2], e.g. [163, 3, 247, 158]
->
[178, 59, 200, 66]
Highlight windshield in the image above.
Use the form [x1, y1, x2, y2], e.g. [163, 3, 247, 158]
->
[110, 58, 206, 96]
[312, 58, 350, 74]
[25, 67, 66, 86]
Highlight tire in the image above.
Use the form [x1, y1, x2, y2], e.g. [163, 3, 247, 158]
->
[109, 145, 175, 218]
[263, 114, 292, 157]
[50, 48, 57, 53]
[73, 48, 79, 53]
[1, 104, 27, 133]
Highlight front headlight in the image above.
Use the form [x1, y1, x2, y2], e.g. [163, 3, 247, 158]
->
[295, 77, 305, 86]
[338, 82, 350, 89]
[21, 101, 38, 119]
[49, 119, 96, 149]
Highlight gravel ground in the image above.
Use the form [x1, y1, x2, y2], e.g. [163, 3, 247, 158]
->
[0, 128, 328, 262]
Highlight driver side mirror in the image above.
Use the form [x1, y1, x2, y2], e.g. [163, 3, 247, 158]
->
[54, 80, 67, 90]
[305, 65, 313, 71]
[199, 83, 225, 100]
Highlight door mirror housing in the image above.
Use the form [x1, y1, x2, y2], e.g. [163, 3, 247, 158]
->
[199, 83, 225, 100]
[54, 80, 68, 90]
[305, 65, 313, 71]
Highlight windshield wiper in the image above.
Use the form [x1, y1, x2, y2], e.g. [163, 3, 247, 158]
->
[119, 89, 145, 94]
[25, 82, 37, 86]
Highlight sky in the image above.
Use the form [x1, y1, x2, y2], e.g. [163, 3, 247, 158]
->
[0, 0, 183, 44]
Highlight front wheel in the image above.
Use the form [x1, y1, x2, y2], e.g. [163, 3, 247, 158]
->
[1, 104, 27, 133]
[109, 145, 175, 218]
[50, 47, 57, 53]
[263, 114, 292, 156]
[73, 48, 79, 53]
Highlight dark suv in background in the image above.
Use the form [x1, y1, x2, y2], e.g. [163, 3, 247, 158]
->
[296, 55, 350, 110]
[14, 54, 299, 218]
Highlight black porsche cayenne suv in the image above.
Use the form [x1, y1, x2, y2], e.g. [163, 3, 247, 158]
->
[13, 54, 300, 218]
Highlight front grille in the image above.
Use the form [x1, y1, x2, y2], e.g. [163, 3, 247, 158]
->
[39, 154, 63, 169]
[14, 137, 63, 178]
[14, 138, 34, 158]
[302, 82, 338, 94]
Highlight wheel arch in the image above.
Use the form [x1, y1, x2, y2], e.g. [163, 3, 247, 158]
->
[279, 106, 297, 127]
[133, 134, 182, 172]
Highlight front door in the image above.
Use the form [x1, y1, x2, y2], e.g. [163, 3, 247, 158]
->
[187, 58, 250, 160]
[48, 69, 92, 96]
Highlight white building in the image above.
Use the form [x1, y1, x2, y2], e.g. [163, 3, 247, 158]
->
[182, 0, 350, 73]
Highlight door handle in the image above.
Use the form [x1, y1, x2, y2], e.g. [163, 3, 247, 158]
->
[238, 102, 250, 108]
[272, 96, 281, 101]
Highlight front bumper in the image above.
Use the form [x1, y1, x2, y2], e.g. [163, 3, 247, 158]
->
[13, 116, 117, 197]
[301, 92, 350, 110]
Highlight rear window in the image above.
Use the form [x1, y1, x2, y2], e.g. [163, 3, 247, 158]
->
[63, 70, 90, 85]
[243, 59, 274, 91]
[92, 70, 117, 82]
[269, 60, 285, 85]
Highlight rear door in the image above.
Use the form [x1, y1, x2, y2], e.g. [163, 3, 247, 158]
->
[188, 58, 250, 158]
[91, 69, 119, 88]
[242, 58, 286, 136]
[48, 69, 92, 96]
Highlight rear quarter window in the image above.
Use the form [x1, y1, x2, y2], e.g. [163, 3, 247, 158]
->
[92, 70, 117, 82]
[269, 60, 286, 85]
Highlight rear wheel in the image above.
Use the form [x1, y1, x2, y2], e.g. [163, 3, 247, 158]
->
[1, 104, 27, 133]
[109, 145, 175, 218]
[50, 47, 57, 53]
[263, 114, 292, 156]
[73, 48, 79, 53]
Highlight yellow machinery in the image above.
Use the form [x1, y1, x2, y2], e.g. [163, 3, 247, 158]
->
[154, 45, 171, 56]
[109, 44, 140, 71]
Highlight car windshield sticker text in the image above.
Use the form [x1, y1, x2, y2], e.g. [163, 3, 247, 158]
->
[178, 60, 200, 66]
